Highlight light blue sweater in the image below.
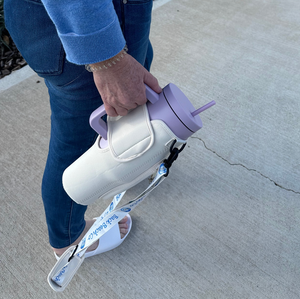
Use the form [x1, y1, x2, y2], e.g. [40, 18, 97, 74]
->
[41, 0, 126, 65]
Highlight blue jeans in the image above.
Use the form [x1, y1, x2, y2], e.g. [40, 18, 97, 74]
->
[5, 0, 154, 248]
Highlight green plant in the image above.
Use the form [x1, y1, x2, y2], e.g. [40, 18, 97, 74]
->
[0, 0, 27, 78]
[0, 0, 10, 54]
[0, 0, 3, 30]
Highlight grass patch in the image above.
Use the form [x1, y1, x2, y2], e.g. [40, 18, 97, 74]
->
[0, 0, 27, 79]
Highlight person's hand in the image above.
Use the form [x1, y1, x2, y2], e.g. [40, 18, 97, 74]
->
[92, 52, 162, 116]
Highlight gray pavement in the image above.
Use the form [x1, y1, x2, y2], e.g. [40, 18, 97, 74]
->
[1, 0, 300, 298]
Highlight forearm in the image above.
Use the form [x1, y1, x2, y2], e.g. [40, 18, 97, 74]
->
[40, 0, 125, 64]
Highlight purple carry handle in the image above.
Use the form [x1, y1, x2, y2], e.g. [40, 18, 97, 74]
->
[89, 85, 160, 140]
[89, 105, 107, 139]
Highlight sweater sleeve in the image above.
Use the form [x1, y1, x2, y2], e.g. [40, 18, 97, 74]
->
[41, 0, 126, 65]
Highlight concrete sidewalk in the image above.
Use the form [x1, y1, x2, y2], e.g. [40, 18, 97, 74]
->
[1, 0, 300, 298]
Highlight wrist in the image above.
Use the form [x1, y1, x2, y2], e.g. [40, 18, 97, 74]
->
[85, 46, 128, 72]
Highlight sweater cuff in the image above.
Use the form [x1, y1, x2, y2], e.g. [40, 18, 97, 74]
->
[58, 17, 126, 65]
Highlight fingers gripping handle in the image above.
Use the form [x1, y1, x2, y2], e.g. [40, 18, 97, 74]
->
[89, 85, 160, 140]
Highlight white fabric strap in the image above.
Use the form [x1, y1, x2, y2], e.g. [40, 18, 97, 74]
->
[48, 163, 168, 292]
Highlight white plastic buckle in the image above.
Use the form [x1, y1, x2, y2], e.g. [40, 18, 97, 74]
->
[47, 245, 85, 292]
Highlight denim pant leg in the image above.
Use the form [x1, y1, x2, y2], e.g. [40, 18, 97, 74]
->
[5, 0, 154, 248]
[5, 0, 102, 248]
[42, 72, 103, 248]
[113, 0, 154, 66]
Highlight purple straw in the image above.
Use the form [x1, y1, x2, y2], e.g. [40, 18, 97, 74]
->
[191, 100, 216, 116]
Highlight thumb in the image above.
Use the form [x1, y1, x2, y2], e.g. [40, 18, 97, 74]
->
[143, 69, 162, 94]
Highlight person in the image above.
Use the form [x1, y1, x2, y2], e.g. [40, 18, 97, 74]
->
[4, 0, 161, 257]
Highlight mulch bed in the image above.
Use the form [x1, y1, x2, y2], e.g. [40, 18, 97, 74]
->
[0, 33, 27, 79]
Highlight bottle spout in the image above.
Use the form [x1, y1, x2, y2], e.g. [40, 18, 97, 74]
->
[191, 100, 216, 117]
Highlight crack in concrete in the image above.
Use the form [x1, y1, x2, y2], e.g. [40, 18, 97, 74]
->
[192, 137, 300, 195]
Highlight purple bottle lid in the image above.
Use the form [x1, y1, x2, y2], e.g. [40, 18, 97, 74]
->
[163, 83, 202, 133]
